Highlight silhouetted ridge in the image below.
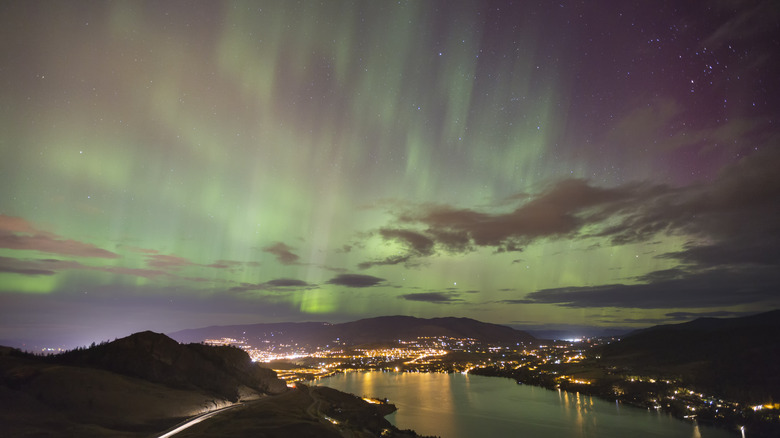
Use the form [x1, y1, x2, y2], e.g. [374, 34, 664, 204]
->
[333, 316, 535, 344]
[599, 310, 780, 402]
[169, 315, 536, 346]
[53, 330, 286, 400]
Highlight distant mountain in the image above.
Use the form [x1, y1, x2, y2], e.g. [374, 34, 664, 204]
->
[598, 310, 780, 402]
[169, 315, 537, 346]
[171, 321, 332, 345]
[514, 326, 631, 340]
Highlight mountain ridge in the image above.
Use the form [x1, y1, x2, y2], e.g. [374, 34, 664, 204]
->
[599, 310, 780, 401]
[168, 315, 537, 346]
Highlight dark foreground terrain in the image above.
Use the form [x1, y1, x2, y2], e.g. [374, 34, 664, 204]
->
[0, 331, 430, 437]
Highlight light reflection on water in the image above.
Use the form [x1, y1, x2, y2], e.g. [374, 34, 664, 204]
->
[316, 372, 738, 438]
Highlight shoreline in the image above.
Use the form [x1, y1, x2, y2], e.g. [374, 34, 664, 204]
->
[314, 370, 739, 438]
[468, 366, 775, 438]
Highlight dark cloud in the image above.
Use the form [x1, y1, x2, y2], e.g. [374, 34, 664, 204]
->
[229, 278, 313, 292]
[262, 242, 300, 265]
[120, 245, 159, 255]
[634, 268, 688, 283]
[363, 176, 638, 265]
[357, 229, 435, 269]
[98, 266, 168, 278]
[265, 278, 310, 287]
[145, 254, 193, 270]
[0, 256, 166, 279]
[357, 254, 412, 270]
[664, 310, 754, 321]
[399, 179, 641, 248]
[702, 1, 780, 51]
[426, 229, 472, 253]
[228, 283, 258, 292]
[205, 260, 245, 269]
[368, 148, 779, 267]
[513, 265, 780, 309]
[366, 179, 658, 259]
[610, 310, 756, 326]
[326, 273, 385, 288]
[661, 238, 780, 267]
[0, 215, 119, 259]
[379, 228, 435, 256]
[399, 292, 463, 304]
[0, 261, 56, 276]
[370, 149, 780, 311]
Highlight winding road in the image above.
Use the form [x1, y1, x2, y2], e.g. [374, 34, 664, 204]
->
[155, 404, 241, 438]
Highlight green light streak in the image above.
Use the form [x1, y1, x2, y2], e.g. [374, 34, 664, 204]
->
[0, 1, 753, 329]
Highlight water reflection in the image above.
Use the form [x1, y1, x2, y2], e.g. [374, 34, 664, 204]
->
[316, 372, 737, 438]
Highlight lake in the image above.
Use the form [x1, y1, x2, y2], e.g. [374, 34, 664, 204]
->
[316, 371, 738, 438]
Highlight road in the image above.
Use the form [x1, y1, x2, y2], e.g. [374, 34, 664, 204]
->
[155, 404, 241, 438]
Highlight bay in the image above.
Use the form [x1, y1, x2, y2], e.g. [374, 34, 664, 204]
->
[316, 371, 738, 438]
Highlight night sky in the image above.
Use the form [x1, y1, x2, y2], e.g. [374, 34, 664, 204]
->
[1, 1, 779, 348]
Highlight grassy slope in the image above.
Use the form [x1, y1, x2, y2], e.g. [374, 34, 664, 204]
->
[0, 354, 228, 437]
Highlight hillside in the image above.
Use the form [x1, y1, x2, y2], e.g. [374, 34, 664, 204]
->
[0, 332, 427, 437]
[169, 315, 537, 346]
[598, 310, 780, 401]
[52, 330, 287, 400]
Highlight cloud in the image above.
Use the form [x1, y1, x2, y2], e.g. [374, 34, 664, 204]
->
[399, 292, 463, 304]
[595, 184, 773, 249]
[356, 229, 436, 269]
[0, 256, 166, 279]
[0, 256, 58, 276]
[119, 245, 159, 255]
[0, 215, 119, 259]
[703, 1, 780, 50]
[262, 242, 300, 265]
[379, 228, 435, 256]
[326, 274, 385, 288]
[99, 266, 167, 279]
[369, 147, 780, 264]
[0, 215, 37, 233]
[511, 265, 780, 309]
[357, 254, 413, 270]
[408, 179, 641, 245]
[229, 278, 314, 292]
[365, 179, 657, 260]
[664, 310, 754, 321]
[610, 310, 757, 326]
[265, 278, 310, 287]
[205, 260, 245, 269]
[145, 254, 194, 270]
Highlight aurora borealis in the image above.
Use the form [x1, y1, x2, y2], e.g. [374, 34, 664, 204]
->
[1, 1, 779, 347]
